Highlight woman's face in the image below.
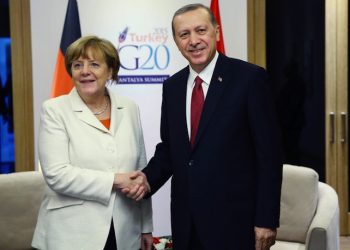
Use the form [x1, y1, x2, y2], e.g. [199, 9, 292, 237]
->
[71, 47, 112, 99]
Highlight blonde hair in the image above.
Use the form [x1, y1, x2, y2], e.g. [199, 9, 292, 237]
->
[65, 35, 120, 81]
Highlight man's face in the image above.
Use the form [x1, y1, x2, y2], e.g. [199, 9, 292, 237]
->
[173, 8, 219, 73]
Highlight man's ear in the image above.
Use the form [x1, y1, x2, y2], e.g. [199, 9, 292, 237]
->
[216, 25, 220, 42]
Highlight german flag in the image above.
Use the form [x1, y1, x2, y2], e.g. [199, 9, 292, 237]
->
[51, 0, 81, 97]
[210, 0, 225, 55]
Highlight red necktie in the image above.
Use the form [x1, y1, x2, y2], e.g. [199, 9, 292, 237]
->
[190, 76, 204, 146]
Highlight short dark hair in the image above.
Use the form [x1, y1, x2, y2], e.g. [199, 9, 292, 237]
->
[65, 35, 120, 81]
[171, 3, 218, 37]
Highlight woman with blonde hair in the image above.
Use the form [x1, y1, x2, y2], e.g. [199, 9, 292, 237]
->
[32, 35, 153, 250]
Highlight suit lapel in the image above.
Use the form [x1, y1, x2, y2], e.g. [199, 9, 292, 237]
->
[193, 55, 229, 148]
[175, 68, 192, 149]
[69, 88, 117, 134]
[108, 89, 124, 136]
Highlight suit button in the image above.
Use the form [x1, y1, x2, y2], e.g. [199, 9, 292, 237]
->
[107, 147, 115, 153]
[107, 143, 115, 153]
[188, 160, 194, 167]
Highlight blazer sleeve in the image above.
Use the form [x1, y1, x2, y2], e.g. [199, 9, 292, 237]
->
[247, 68, 283, 228]
[135, 105, 153, 233]
[38, 101, 114, 205]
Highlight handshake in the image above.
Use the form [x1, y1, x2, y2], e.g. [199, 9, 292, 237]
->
[113, 171, 150, 201]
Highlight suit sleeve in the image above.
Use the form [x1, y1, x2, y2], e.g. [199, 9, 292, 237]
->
[247, 68, 283, 228]
[38, 101, 114, 205]
[142, 82, 173, 196]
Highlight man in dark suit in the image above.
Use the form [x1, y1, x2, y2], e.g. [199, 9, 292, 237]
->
[126, 3, 283, 250]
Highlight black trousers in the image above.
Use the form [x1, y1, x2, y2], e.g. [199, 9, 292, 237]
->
[104, 220, 117, 250]
[187, 221, 204, 250]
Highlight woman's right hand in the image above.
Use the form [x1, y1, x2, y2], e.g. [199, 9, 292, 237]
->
[113, 171, 150, 200]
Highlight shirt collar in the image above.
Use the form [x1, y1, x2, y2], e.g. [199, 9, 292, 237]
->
[189, 51, 219, 86]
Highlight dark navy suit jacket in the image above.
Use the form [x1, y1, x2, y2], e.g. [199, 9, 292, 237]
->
[143, 54, 283, 250]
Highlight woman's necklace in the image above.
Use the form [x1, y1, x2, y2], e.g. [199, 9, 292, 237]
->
[93, 97, 109, 116]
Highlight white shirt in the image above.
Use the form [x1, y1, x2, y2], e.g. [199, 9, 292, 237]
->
[186, 51, 219, 138]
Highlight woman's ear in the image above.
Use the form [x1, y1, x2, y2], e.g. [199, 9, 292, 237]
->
[108, 68, 113, 80]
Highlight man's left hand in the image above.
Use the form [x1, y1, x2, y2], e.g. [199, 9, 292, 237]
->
[254, 226, 276, 250]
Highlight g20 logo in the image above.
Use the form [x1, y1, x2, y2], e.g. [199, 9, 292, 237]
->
[118, 44, 170, 71]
